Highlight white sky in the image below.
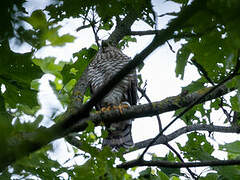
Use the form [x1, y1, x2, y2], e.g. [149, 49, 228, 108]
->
[9, 0, 240, 178]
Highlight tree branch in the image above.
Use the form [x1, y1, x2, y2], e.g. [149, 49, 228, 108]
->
[105, 12, 138, 46]
[137, 86, 162, 132]
[129, 30, 160, 36]
[133, 124, 240, 151]
[69, 84, 233, 133]
[0, 87, 6, 112]
[165, 143, 197, 179]
[117, 159, 240, 169]
[66, 85, 237, 155]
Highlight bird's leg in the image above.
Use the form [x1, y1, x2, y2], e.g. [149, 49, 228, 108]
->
[113, 102, 130, 114]
[96, 102, 130, 114]
[101, 106, 113, 112]
[96, 105, 113, 113]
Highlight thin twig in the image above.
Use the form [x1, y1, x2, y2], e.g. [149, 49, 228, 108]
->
[166, 41, 175, 53]
[165, 143, 198, 180]
[137, 86, 162, 132]
[158, 12, 178, 18]
[76, 8, 92, 31]
[91, 8, 100, 47]
[220, 98, 232, 122]
[191, 59, 215, 85]
[76, 24, 92, 32]
[0, 88, 6, 112]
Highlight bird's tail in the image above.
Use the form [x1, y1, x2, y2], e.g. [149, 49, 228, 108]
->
[103, 119, 134, 149]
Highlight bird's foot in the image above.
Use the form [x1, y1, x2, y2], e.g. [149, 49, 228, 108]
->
[96, 106, 113, 113]
[96, 102, 130, 114]
[113, 102, 130, 114]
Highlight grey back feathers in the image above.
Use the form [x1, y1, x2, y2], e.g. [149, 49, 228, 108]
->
[87, 45, 137, 149]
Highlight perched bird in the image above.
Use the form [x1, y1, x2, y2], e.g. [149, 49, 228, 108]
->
[87, 43, 137, 149]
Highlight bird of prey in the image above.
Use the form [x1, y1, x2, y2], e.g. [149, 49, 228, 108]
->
[87, 43, 137, 149]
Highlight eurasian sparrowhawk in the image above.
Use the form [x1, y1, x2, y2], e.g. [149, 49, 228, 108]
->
[87, 43, 137, 149]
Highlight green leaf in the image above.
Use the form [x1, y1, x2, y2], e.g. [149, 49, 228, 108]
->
[11, 144, 73, 179]
[170, 176, 181, 180]
[175, 44, 191, 79]
[31, 79, 40, 91]
[182, 77, 206, 93]
[152, 152, 181, 177]
[0, 46, 42, 109]
[99, 20, 114, 30]
[22, 10, 48, 30]
[139, 167, 152, 177]
[230, 96, 240, 112]
[156, 170, 170, 180]
[177, 132, 214, 161]
[0, 47, 42, 85]
[214, 166, 240, 180]
[199, 173, 219, 180]
[118, 35, 137, 50]
[0, 111, 13, 154]
[50, 34, 75, 46]
[17, 104, 40, 116]
[61, 46, 97, 85]
[219, 141, 240, 154]
[210, 98, 221, 110]
[32, 57, 65, 79]
[64, 79, 77, 92]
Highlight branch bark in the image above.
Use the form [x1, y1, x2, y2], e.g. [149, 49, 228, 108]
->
[70, 84, 233, 133]
[117, 159, 240, 169]
[105, 12, 138, 46]
[133, 124, 240, 151]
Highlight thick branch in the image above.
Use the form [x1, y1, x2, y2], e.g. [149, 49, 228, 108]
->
[129, 30, 160, 36]
[134, 124, 240, 151]
[105, 12, 138, 46]
[117, 159, 240, 169]
[70, 84, 233, 132]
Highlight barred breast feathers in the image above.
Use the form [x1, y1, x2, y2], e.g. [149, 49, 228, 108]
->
[87, 45, 137, 149]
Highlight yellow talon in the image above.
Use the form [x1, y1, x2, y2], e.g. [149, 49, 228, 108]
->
[96, 106, 113, 113]
[96, 104, 129, 114]
[113, 104, 129, 114]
